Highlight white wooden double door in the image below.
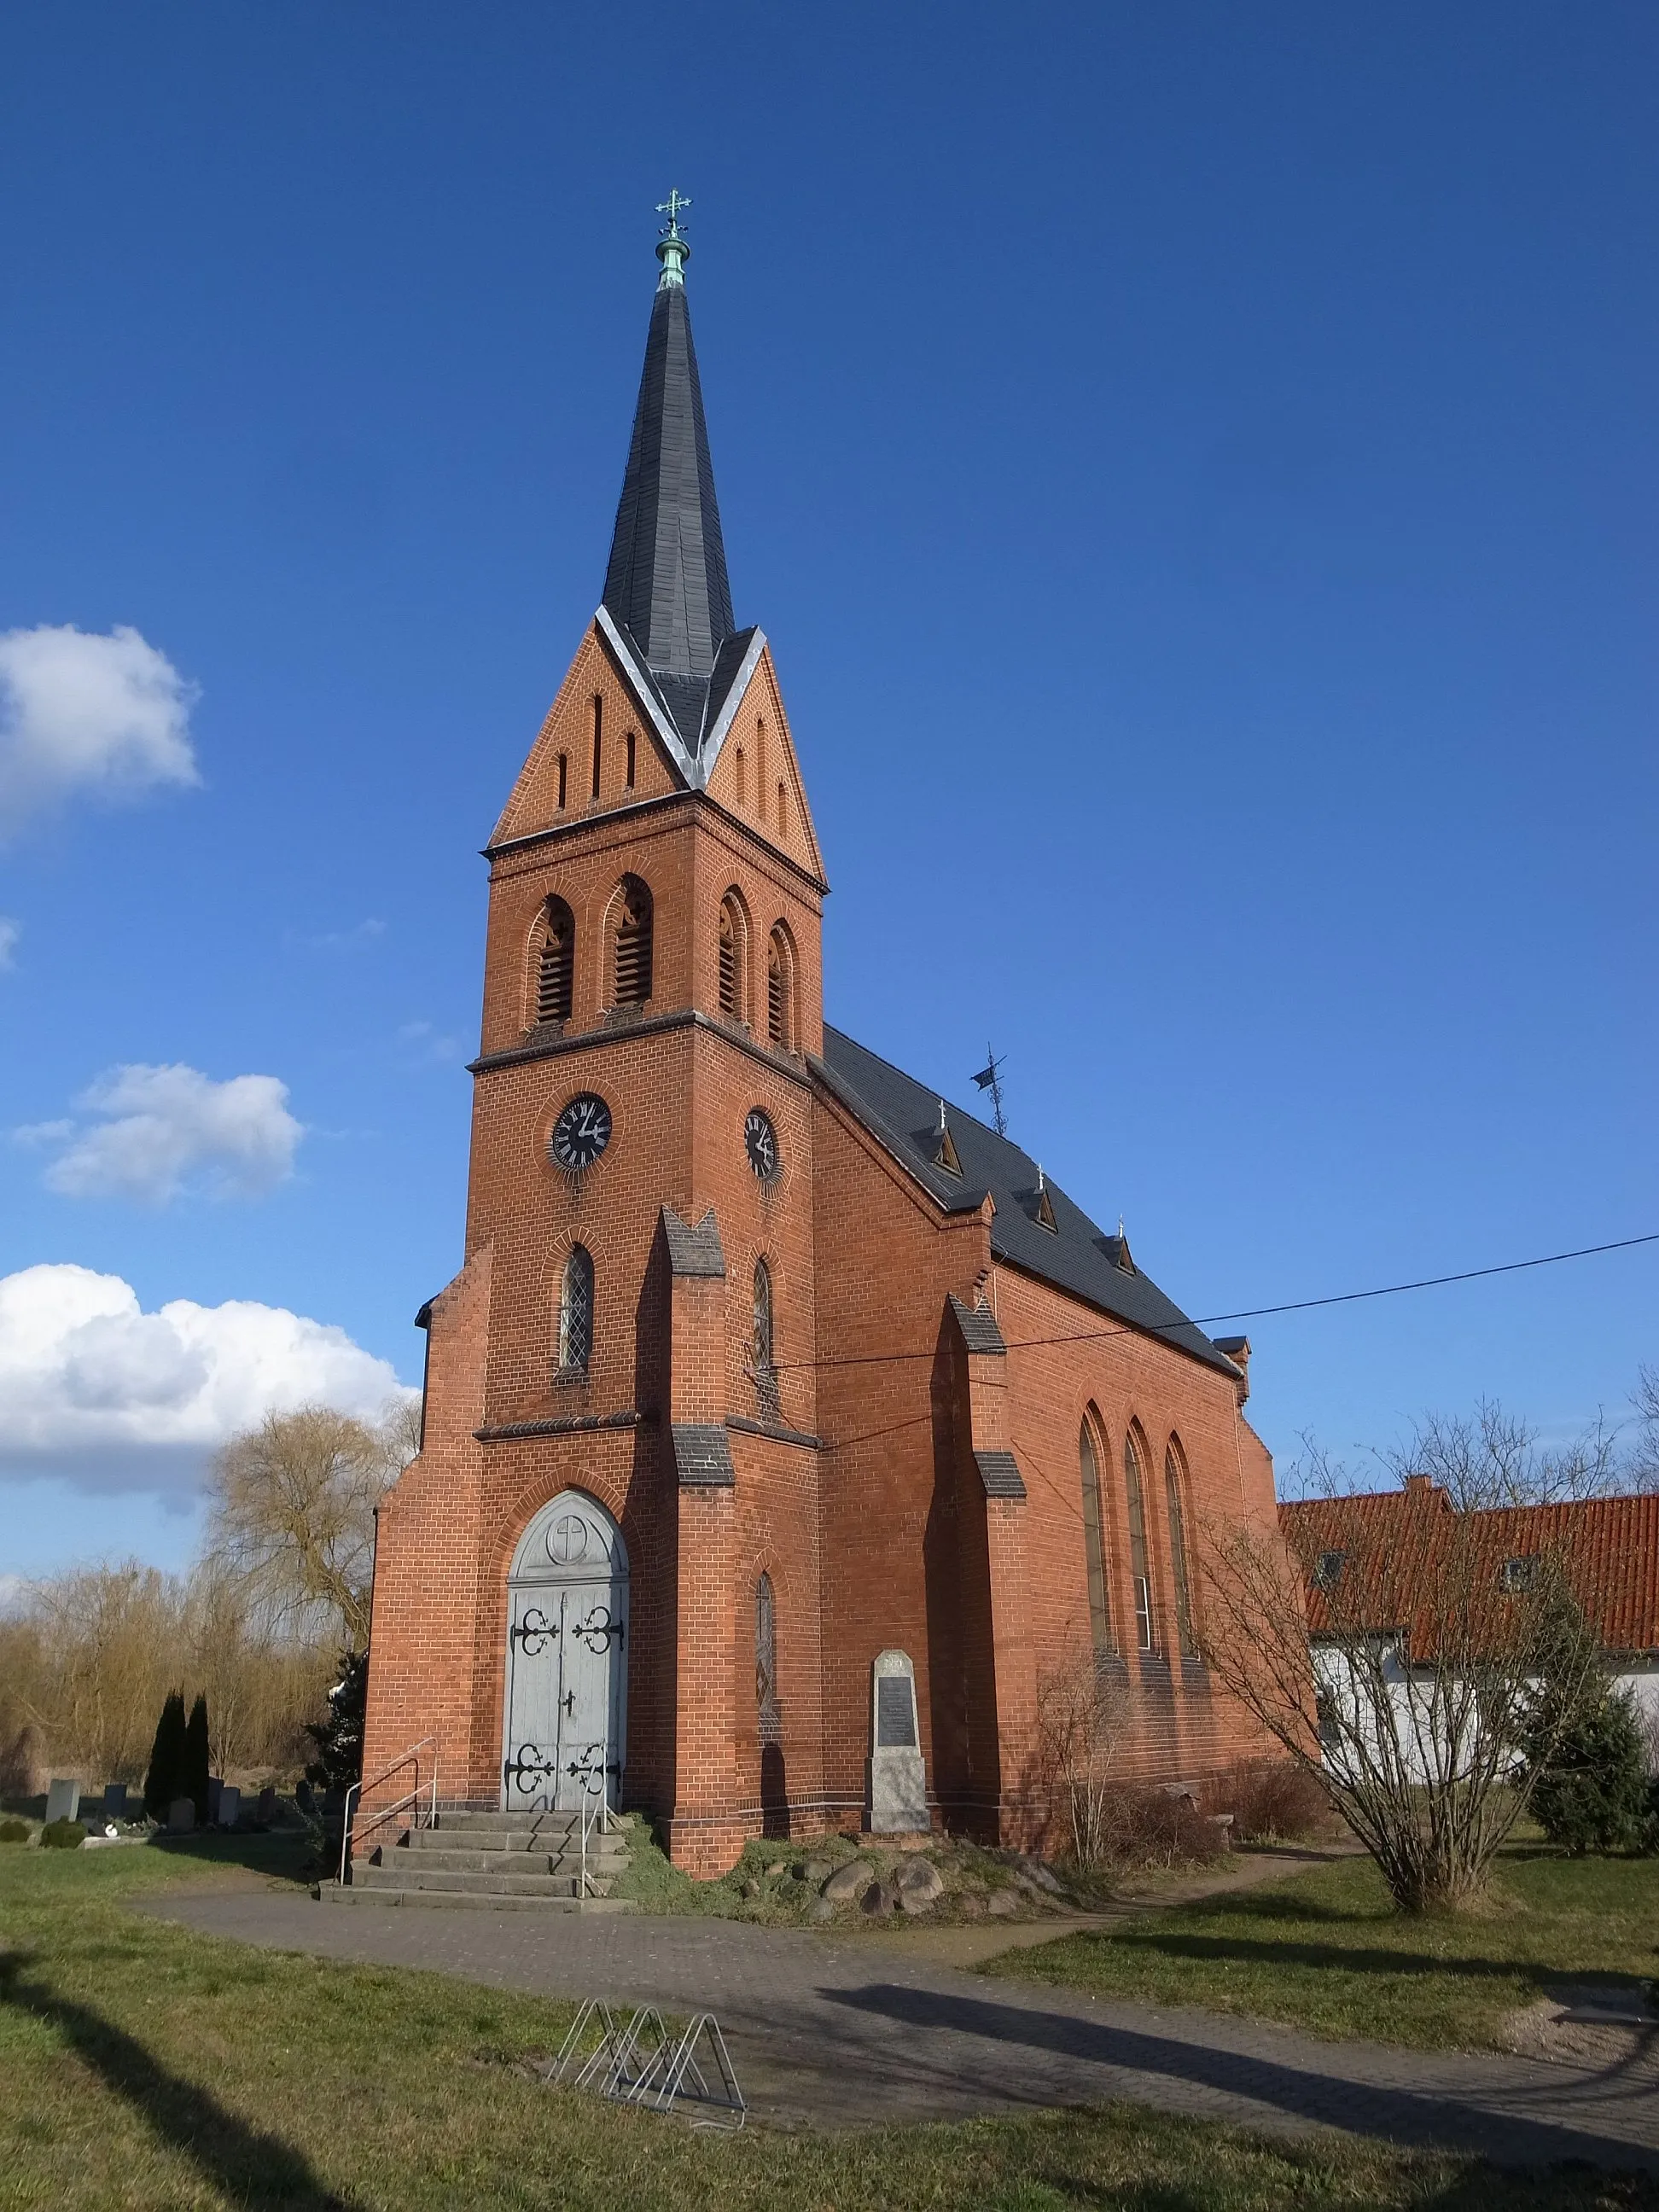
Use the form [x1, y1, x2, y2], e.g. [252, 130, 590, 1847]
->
[503, 1491, 629, 1813]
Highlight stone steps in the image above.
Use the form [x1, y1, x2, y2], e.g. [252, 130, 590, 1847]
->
[330, 1807, 637, 1912]
[319, 1884, 635, 1913]
[390, 1842, 631, 1877]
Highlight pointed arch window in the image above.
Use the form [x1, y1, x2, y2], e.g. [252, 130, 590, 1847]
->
[536, 897, 574, 1026]
[558, 1245, 594, 1377]
[777, 780, 788, 836]
[734, 746, 747, 811]
[1079, 1417, 1115, 1657]
[590, 696, 603, 800]
[755, 1570, 780, 1736]
[614, 876, 653, 1006]
[556, 753, 568, 811]
[766, 926, 794, 1050]
[1165, 1442, 1197, 1657]
[719, 892, 747, 1022]
[1124, 1429, 1155, 1651]
[625, 729, 637, 789]
[752, 1258, 778, 1413]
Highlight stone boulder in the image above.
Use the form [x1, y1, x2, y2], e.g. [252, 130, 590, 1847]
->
[822, 1858, 876, 1905]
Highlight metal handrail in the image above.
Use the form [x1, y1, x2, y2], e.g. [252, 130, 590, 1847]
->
[339, 1736, 437, 1884]
[579, 1784, 613, 1900]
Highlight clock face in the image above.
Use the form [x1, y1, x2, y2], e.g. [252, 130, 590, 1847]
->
[550, 1092, 612, 1171]
[744, 1108, 780, 1183]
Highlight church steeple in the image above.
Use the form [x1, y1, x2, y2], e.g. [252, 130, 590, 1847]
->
[602, 193, 736, 742]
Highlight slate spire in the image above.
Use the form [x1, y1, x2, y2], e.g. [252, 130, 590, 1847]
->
[602, 195, 736, 727]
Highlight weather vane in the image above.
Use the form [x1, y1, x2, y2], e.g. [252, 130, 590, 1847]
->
[657, 189, 692, 240]
[972, 1045, 1008, 1138]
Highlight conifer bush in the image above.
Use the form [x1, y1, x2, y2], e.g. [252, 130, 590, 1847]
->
[183, 1693, 212, 1824]
[40, 1819, 85, 1848]
[0, 1817, 29, 1842]
[1527, 1689, 1656, 1856]
[142, 1691, 188, 1821]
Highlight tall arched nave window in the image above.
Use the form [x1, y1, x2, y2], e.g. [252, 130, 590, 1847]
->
[1165, 1441, 1197, 1658]
[1123, 1428, 1155, 1652]
[1079, 1416, 1115, 1658]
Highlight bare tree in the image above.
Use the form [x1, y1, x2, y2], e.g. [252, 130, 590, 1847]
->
[1201, 1439, 1605, 1914]
[1033, 1644, 1128, 1870]
[1630, 1366, 1659, 1493]
[202, 1401, 413, 1650]
[1386, 1400, 1631, 1508]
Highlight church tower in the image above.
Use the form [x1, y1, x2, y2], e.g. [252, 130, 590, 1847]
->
[360, 201, 1288, 1890]
[364, 198, 830, 1871]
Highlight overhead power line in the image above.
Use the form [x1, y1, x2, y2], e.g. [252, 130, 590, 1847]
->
[779, 1229, 1659, 1376]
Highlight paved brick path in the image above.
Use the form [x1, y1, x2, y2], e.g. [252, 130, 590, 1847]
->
[138, 1891, 1659, 2168]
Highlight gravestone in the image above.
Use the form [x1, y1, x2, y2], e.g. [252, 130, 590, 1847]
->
[166, 1796, 195, 1833]
[102, 1782, 128, 1819]
[45, 1778, 80, 1825]
[218, 1785, 242, 1829]
[866, 1650, 928, 1833]
[256, 1785, 276, 1824]
[207, 1777, 223, 1824]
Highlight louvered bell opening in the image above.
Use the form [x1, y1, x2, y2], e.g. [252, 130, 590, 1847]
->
[615, 887, 653, 1006]
[537, 917, 573, 1025]
[767, 957, 785, 1046]
[718, 918, 737, 1016]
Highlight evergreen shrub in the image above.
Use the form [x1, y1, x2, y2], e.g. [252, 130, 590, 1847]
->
[143, 1691, 188, 1821]
[40, 1819, 85, 1849]
[1528, 1689, 1656, 1855]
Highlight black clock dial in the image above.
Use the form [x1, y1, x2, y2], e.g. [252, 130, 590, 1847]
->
[550, 1093, 612, 1171]
[744, 1108, 780, 1183]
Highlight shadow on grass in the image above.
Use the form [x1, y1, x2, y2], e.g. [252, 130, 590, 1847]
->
[145, 1827, 319, 1886]
[1048, 1927, 1651, 2004]
[822, 1982, 1659, 2174]
[0, 1948, 349, 2208]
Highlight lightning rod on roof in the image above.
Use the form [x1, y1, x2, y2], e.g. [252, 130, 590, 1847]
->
[971, 1044, 1008, 1138]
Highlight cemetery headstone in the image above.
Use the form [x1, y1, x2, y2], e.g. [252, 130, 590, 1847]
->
[256, 1785, 276, 1824]
[218, 1785, 241, 1829]
[206, 1776, 223, 1824]
[866, 1649, 928, 1833]
[45, 1778, 80, 1825]
[102, 1782, 128, 1819]
[167, 1796, 195, 1833]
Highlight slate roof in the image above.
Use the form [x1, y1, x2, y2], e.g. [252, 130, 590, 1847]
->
[1282, 1487, 1659, 1656]
[601, 264, 736, 747]
[661, 1205, 726, 1278]
[815, 1027, 1238, 1377]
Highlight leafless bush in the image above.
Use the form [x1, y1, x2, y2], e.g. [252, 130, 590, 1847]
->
[1200, 1438, 1606, 1913]
[1033, 1644, 1128, 1869]
[1100, 1786, 1230, 1870]
[0, 1560, 333, 1789]
[1207, 1758, 1336, 1845]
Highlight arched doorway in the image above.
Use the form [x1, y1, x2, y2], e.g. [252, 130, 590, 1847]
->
[503, 1491, 629, 1812]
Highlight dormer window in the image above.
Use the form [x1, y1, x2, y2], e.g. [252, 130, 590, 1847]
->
[1501, 1556, 1540, 1593]
[1034, 1168, 1057, 1233]
[1313, 1549, 1347, 1592]
[934, 1102, 963, 1178]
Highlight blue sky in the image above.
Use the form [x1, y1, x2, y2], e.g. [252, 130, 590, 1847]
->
[2, 3, 1654, 1577]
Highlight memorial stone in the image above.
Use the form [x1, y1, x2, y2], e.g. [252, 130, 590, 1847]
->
[256, 1785, 276, 1824]
[45, 1778, 80, 1825]
[102, 1783, 128, 1819]
[167, 1796, 195, 1833]
[218, 1785, 242, 1829]
[207, 1777, 223, 1824]
[866, 1649, 928, 1833]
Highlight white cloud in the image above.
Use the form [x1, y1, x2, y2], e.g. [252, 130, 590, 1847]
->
[31, 1064, 303, 1206]
[0, 917, 18, 969]
[0, 623, 200, 836]
[0, 1264, 414, 1497]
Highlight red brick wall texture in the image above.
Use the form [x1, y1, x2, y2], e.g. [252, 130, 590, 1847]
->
[362, 621, 1287, 1873]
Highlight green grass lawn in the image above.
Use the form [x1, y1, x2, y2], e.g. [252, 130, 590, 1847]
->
[990, 1843, 1659, 2053]
[1, 1837, 1654, 2211]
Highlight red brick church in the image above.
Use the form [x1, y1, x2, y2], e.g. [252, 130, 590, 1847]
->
[361, 207, 1286, 1873]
